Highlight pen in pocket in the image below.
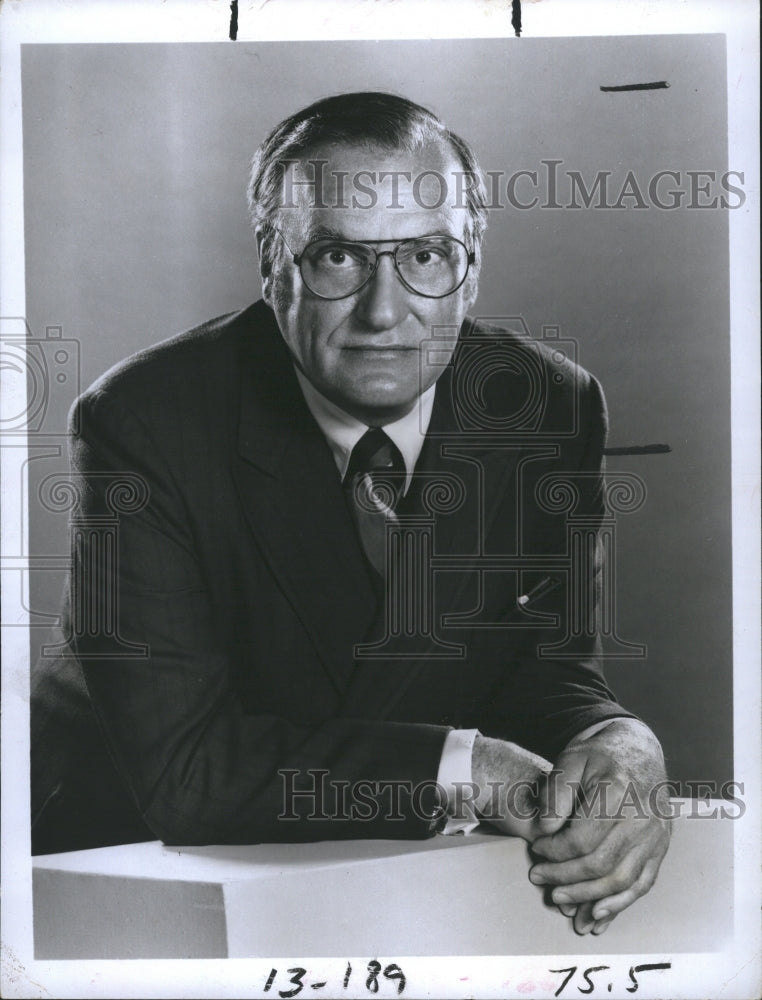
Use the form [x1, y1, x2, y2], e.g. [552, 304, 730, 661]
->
[504, 575, 561, 621]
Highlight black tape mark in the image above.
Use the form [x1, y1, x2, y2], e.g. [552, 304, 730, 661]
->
[511, 1, 522, 37]
[229, 0, 238, 41]
[600, 81, 670, 92]
[603, 444, 672, 456]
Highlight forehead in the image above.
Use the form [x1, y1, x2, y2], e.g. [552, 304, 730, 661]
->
[279, 140, 471, 242]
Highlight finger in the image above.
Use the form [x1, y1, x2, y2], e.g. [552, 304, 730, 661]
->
[591, 855, 663, 921]
[548, 817, 670, 907]
[535, 754, 588, 835]
[592, 917, 614, 935]
[531, 814, 611, 862]
[573, 900, 596, 935]
[532, 823, 630, 883]
[550, 844, 647, 907]
[526, 870, 578, 918]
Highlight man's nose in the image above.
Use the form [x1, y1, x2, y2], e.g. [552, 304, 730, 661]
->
[354, 253, 409, 330]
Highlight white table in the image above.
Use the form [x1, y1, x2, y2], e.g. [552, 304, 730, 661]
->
[33, 803, 734, 959]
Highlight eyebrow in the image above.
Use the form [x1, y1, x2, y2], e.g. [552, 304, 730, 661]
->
[303, 225, 463, 244]
[305, 224, 349, 242]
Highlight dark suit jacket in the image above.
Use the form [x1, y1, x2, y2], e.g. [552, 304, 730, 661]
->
[31, 300, 633, 854]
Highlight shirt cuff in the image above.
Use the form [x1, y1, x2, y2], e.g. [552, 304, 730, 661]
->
[435, 728, 481, 835]
[569, 717, 624, 743]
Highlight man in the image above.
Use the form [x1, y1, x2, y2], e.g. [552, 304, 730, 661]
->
[31, 92, 670, 935]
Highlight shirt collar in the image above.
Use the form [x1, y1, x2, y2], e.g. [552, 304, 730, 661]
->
[294, 367, 436, 492]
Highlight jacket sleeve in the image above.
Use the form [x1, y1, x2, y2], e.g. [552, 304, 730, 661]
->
[467, 370, 638, 763]
[64, 387, 448, 846]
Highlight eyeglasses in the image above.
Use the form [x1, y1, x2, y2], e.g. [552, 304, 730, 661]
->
[273, 229, 476, 300]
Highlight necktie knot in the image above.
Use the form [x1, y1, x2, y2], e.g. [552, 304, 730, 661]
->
[343, 428, 406, 509]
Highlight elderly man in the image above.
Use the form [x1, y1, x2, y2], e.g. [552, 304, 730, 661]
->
[31, 92, 670, 935]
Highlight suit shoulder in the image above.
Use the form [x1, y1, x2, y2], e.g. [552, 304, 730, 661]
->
[459, 316, 597, 396]
[79, 301, 269, 410]
[69, 301, 279, 443]
[456, 317, 603, 436]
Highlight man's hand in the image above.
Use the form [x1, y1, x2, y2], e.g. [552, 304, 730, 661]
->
[470, 734, 553, 841]
[528, 720, 673, 936]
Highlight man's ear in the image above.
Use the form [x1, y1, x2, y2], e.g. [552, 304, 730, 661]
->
[255, 227, 273, 304]
[462, 230, 481, 310]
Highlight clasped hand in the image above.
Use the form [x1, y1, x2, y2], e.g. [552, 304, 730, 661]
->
[472, 728, 672, 936]
[527, 743, 672, 935]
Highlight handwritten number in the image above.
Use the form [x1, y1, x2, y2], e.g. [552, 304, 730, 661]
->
[578, 966, 610, 994]
[366, 960, 382, 994]
[264, 959, 407, 996]
[279, 967, 307, 999]
[626, 962, 672, 993]
[550, 967, 578, 997]
[383, 963, 407, 995]
[549, 962, 672, 997]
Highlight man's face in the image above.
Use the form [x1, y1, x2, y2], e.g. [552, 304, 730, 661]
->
[260, 142, 479, 425]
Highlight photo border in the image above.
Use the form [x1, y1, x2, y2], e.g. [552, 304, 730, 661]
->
[1, 2, 759, 998]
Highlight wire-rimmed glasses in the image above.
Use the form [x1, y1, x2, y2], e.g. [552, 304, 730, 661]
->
[274, 229, 476, 300]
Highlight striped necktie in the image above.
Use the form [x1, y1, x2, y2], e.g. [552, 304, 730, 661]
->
[342, 427, 405, 578]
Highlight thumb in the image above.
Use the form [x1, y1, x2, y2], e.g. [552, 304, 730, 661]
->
[535, 749, 588, 836]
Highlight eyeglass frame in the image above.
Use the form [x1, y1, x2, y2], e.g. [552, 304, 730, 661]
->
[271, 227, 477, 301]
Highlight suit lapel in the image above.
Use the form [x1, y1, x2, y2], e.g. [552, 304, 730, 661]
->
[232, 308, 378, 695]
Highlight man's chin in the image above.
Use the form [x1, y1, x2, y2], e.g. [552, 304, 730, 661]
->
[335, 385, 419, 425]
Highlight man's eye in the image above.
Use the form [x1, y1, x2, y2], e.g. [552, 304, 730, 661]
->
[400, 240, 452, 265]
[410, 246, 447, 265]
[312, 245, 364, 267]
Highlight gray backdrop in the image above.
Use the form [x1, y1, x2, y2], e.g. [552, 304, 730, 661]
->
[22, 36, 732, 789]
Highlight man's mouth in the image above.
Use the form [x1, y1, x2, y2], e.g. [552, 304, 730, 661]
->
[342, 345, 416, 351]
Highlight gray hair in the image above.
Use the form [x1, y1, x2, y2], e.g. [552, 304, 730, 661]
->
[247, 91, 489, 275]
